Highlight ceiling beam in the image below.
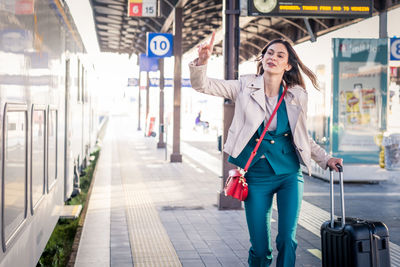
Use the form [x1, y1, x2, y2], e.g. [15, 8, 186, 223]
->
[247, 22, 294, 44]
[160, 0, 190, 32]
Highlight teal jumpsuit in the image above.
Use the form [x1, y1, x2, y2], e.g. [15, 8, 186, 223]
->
[229, 86, 303, 267]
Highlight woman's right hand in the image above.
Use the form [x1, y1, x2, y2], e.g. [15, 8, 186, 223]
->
[197, 32, 215, 65]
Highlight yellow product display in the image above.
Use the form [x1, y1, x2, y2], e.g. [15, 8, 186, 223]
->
[346, 92, 360, 113]
[379, 147, 385, 168]
[374, 133, 385, 169]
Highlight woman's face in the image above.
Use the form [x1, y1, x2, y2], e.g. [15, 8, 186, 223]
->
[262, 43, 292, 76]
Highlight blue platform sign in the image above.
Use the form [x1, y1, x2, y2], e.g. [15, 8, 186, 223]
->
[148, 78, 191, 87]
[146, 32, 173, 58]
[139, 54, 159, 72]
[390, 38, 400, 61]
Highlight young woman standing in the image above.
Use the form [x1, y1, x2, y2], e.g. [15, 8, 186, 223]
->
[189, 33, 343, 267]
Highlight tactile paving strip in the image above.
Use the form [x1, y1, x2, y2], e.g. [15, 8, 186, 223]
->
[115, 135, 181, 266]
[122, 184, 182, 266]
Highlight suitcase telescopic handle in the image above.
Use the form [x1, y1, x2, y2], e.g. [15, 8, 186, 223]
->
[329, 164, 345, 228]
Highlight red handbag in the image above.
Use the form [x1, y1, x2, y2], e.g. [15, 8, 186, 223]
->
[224, 86, 288, 201]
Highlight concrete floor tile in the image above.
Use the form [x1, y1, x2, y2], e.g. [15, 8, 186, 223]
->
[181, 259, 206, 267]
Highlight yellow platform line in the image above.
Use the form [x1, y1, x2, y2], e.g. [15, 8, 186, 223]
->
[116, 141, 181, 266]
[123, 186, 181, 266]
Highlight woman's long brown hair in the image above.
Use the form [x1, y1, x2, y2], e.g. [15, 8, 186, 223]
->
[256, 39, 319, 90]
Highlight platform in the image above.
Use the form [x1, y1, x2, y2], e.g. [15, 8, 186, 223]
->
[74, 114, 400, 267]
[60, 205, 82, 220]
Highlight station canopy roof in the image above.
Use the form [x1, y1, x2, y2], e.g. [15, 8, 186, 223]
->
[89, 0, 400, 62]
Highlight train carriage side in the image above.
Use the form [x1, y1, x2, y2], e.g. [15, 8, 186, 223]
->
[65, 54, 84, 198]
[0, 1, 97, 266]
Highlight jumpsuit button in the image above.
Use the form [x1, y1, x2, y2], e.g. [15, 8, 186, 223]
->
[255, 138, 260, 142]
[270, 140, 275, 144]
[284, 133, 289, 136]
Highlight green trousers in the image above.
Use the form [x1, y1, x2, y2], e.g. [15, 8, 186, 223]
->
[244, 159, 304, 267]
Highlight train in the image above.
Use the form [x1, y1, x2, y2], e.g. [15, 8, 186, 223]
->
[0, 0, 100, 266]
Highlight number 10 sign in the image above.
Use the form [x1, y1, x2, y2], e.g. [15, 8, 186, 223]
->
[146, 32, 173, 58]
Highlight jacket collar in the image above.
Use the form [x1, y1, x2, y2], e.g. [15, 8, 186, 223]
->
[249, 75, 266, 112]
[248, 75, 263, 89]
[285, 86, 302, 135]
[285, 88, 295, 103]
[247, 77, 304, 116]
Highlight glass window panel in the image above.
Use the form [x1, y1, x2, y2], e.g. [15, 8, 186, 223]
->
[48, 110, 57, 186]
[4, 111, 26, 242]
[32, 110, 45, 206]
[338, 62, 382, 152]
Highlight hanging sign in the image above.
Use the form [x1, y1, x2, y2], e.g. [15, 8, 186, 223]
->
[146, 32, 173, 58]
[148, 78, 191, 87]
[390, 38, 400, 61]
[128, 0, 157, 17]
[248, 0, 372, 18]
[139, 54, 159, 72]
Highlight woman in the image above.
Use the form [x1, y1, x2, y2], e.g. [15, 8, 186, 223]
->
[189, 32, 343, 267]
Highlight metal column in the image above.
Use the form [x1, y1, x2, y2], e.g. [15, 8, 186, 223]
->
[137, 72, 142, 131]
[145, 71, 150, 136]
[158, 58, 166, 148]
[218, 0, 241, 209]
[379, 10, 388, 38]
[170, 7, 183, 162]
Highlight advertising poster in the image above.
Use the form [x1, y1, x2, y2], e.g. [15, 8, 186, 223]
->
[332, 38, 388, 163]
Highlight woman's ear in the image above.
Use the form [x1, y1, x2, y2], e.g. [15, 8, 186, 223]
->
[285, 64, 292, 72]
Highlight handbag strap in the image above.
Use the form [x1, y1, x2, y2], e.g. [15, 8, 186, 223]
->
[243, 85, 288, 172]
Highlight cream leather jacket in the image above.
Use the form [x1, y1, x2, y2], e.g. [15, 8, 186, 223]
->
[189, 61, 332, 175]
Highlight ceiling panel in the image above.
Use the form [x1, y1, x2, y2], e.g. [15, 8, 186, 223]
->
[89, 0, 400, 62]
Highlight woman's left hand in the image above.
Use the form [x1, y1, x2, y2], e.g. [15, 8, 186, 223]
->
[327, 157, 343, 172]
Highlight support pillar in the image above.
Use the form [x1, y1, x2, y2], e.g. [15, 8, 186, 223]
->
[218, 0, 241, 209]
[158, 58, 166, 148]
[170, 7, 183, 162]
[145, 71, 150, 136]
[379, 10, 388, 38]
[137, 72, 142, 131]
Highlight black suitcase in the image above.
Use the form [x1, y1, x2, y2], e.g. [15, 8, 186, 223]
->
[320, 165, 391, 267]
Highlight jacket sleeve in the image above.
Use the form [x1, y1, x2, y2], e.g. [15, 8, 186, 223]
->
[309, 137, 332, 170]
[301, 90, 332, 169]
[189, 59, 241, 101]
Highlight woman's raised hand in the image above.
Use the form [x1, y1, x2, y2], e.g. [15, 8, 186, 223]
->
[197, 32, 215, 65]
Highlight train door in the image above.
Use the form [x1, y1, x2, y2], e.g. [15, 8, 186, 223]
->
[81, 67, 86, 170]
[64, 59, 73, 200]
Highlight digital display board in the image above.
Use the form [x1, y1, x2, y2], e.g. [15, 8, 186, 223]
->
[248, 0, 372, 18]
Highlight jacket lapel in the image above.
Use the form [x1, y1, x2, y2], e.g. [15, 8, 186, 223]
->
[285, 90, 301, 135]
[248, 75, 266, 112]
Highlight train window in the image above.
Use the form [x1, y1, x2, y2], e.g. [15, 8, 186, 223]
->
[47, 109, 58, 190]
[31, 108, 46, 209]
[3, 109, 27, 243]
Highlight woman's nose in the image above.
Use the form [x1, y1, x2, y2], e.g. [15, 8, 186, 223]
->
[267, 54, 276, 60]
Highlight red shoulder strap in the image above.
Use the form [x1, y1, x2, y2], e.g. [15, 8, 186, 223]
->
[243, 85, 288, 171]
